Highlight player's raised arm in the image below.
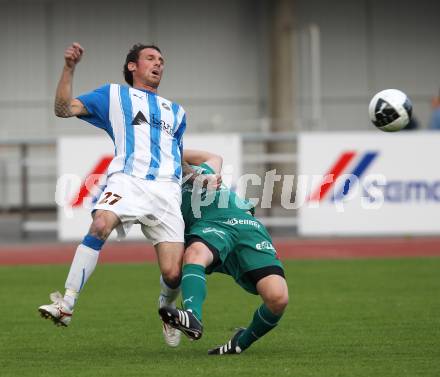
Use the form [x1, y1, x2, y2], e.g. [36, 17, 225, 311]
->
[54, 43, 88, 118]
[183, 149, 223, 190]
[183, 149, 223, 174]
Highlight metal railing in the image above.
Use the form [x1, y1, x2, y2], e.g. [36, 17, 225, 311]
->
[0, 138, 57, 239]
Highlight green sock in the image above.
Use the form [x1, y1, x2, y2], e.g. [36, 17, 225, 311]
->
[181, 264, 206, 322]
[237, 304, 283, 351]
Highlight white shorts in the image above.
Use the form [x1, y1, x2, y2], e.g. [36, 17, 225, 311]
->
[93, 173, 184, 245]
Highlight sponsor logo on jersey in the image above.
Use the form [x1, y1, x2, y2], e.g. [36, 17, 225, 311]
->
[223, 218, 260, 228]
[132, 111, 174, 136]
[255, 240, 275, 251]
[161, 102, 171, 111]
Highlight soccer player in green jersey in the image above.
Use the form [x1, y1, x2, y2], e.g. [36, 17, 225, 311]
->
[159, 150, 289, 355]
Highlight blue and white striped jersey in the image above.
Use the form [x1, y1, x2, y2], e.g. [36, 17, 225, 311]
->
[77, 83, 186, 182]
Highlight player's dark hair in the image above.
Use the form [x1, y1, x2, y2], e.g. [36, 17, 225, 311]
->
[123, 44, 162, 86]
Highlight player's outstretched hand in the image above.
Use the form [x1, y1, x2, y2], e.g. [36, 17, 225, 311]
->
[64, 42, 84, 69]
[204, 174, 222, 191]
[191, 173, 222, 191]
[193, 174, 222, 192]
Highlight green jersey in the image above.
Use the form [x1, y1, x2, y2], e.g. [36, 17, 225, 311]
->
[181, 163, 254, 229]
[182, 164, 283, 295]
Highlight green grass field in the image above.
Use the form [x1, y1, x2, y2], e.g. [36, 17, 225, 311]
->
[1, 258, 439, 377]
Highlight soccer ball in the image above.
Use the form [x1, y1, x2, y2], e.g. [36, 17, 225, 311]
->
[368, 89, 412, 132]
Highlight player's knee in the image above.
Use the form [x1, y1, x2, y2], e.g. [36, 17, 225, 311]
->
[183, 246, 202, 264]
[161, 267, 181, 288]
[89, 216, 112, 240]
[265, 290, 289, 315]
[183, 243, 211, 266]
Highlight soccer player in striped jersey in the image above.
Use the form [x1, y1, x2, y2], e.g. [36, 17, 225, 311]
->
[38, 42, 210, 347]
[159, 150, 289, 354]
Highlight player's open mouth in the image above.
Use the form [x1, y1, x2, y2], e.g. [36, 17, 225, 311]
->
[152, 70, 160, 77]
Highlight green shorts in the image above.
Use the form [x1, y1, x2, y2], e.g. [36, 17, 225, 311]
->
[185, 213, 284, 294]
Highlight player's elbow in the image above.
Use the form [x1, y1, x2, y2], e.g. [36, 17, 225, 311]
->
[54, 110, 70, 118]
[206, 154, 223, 173]
[213, 154, 223, 167]
[54, 99, 75, 118]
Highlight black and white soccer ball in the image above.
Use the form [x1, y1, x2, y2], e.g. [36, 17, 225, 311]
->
[368, 89, 412, 132]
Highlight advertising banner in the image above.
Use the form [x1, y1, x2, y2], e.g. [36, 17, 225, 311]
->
[298, 132, 440, 236]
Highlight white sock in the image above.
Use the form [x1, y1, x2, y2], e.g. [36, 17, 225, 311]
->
[64, 244, 99, 309]
[64, 289, 78, 309]
[159, 275, 180, 307]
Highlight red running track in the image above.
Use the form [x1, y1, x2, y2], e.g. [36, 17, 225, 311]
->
[0, 237, 440, 265]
